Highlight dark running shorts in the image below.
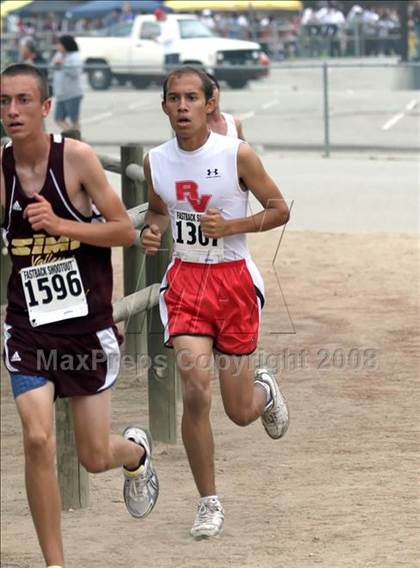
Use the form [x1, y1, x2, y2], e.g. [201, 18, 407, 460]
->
[3, 323, 122, 398]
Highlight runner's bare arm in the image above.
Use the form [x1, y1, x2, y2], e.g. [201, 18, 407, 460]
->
[138, 154, 171, 255]
[237, 143, 289, 233]
[235, 117, 245, 141]
[143, 153, 170, 234]
[24, 141, 135, 247]
[201, 143, 289, 239]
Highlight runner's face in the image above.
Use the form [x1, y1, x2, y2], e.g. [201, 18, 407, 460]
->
[0, 74, 50, 140]
[162, 73, 214, 134]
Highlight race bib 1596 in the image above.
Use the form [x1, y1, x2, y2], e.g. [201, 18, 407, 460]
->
[20, 257, 88, 327]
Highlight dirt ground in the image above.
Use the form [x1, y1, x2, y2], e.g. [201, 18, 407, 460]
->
[1, 230, 418, 568]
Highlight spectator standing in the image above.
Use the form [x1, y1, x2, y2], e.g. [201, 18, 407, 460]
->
[19, 37, 47, 77]
[121, 1, 135, 23]
[155, 9, 179, 66]
[317, 1, 345, 57]
[377, 9, 399, 55]
[103, 8, 122, 28]
[345, 4, 364, 55]
[51, 35, 83, 132]
[200, 9, 215, 30]
[362, 4, 380, 55]
[411, 1, 420, 60]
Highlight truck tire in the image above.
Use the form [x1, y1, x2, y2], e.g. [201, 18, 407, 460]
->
[227, 77, 248, 89]
[131, 76, 151, 89]
[115, 76, 128, 86]
[88, 66, 112, 90]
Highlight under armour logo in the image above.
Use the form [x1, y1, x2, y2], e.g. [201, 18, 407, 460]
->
[206, 168, 220, 178]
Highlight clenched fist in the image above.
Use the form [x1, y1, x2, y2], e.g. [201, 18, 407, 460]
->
[141, 224, 161, 255]
[200, 208, 228, 239]
[23, 194, 62, 235]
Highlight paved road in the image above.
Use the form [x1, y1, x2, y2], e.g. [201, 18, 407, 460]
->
[103, 150, 418, 234]
[250, 153, 418, 233]
[45, 61, 419, 153]
[43, 60, 418, 234]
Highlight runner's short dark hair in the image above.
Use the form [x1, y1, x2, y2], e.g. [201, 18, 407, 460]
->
[205, 72, 220, 91]
[163, 66, 214, 102]
[1, 63, 49, 101]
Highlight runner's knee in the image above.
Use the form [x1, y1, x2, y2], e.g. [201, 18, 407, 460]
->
[78, 450, 110, 474]
[23, 429, 55, 462]
[225, 407, 253, 427]
[182, 382, 211, 419]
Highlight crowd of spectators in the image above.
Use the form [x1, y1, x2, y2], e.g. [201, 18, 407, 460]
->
[298, 2, 401, 57]
[1, 1, 419, 63]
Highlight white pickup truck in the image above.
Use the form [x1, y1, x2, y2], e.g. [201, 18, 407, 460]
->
[76, 13, 269, 90]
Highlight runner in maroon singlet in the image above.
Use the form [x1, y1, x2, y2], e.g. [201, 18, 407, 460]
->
[1, 64, 159, 568]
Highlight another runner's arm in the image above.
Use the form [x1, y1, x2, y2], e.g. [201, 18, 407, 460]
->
[143, 153, 170, 234]
[233, 143, 289, 234]
[24, 141, 135, 247]
[235, 117, 245, 141]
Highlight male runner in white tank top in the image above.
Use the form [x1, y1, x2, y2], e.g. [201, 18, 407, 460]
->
[206, 72, 245, 139]
[140, 67, 290, 539]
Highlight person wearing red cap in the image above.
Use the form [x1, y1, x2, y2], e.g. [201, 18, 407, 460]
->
[154, 9, 179, 67]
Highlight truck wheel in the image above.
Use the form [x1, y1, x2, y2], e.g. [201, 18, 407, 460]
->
[227, 77, 248, 89]
[132, 77, 151, 89]
[88, 66, 112, 90]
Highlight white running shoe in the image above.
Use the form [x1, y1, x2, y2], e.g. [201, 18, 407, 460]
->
[190, 497, 225, 539]
[255, 368, 289, 440]
[122, 426, 159, 518]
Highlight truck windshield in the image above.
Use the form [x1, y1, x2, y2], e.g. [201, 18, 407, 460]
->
[92, 22, 133, 37]
[178, 20, 216, 39]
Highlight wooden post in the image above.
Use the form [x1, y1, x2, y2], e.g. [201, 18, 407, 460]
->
[121, 144, 148, 360]
[55, 398, 89, 510]
[61, 128, 81, 141]
[146, 229, 177, 444]
[54, 128, 88, 511]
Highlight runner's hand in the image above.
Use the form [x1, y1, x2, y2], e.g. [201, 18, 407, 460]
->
[23, 194, 62, 235]
[201, 208, 227, 239]
[141, 224, 161, 255]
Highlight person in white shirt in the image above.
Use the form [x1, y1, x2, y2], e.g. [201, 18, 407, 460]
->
[205, 72, 245, 139]
[51, 35, 84, 132]
[154, 8, 179, 66]
[139, 66, 290, 540]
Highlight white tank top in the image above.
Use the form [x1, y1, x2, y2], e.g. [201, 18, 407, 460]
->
[149, 132, 250, 263]
[222, 112, 238, 138]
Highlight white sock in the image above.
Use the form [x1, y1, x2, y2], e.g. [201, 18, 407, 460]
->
[255, 379, 272, 405]
[200, 495, 218, 504]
